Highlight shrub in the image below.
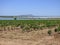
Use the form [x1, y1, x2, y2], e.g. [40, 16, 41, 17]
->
[16, 24, 20, 27]
[58, 26, 60, 32]
[31, 24, 40, 30]
[20, 25, 25, 29]
[48, 30, 52, 35]
[54, 27, 60, 33]
[22, 26, 30, 32]
[54, 28, 58, 32]
[57, 26, 60, 34]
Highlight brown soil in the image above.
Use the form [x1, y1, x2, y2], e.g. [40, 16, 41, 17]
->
[0, 27, 60, 45]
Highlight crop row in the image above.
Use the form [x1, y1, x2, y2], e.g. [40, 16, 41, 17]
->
[0, 20, 60, 32]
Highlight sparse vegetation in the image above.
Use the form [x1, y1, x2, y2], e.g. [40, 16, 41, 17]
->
[48, 30, 52, 35]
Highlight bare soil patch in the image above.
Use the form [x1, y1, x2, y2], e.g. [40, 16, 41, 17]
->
[0, 27, 60, 45]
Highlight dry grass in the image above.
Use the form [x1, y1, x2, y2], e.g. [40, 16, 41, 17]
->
[0, 26, 60, 45]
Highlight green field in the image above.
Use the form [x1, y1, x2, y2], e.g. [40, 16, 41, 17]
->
[0, 20, 60, 32]
[0, 20, 60, 26]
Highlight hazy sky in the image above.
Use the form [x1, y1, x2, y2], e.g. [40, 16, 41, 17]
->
[0, 0, 60, 16]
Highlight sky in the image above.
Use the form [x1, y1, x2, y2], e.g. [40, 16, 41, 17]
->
[0, 0, 60, 16]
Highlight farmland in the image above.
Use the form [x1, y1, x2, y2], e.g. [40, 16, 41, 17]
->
[0, 20, 60, 27]
[0, 20, 60, 45]
[0, 20, 60, 32]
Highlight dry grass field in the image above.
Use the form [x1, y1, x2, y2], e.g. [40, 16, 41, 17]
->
[0, 27, 60, 45]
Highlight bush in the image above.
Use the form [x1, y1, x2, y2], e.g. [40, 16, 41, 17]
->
[48, 30, 52, 35]
[16, 24, 20, 27]
[58, 26, 60, 32]
[54, 27, 60, 33]
[54, 28, 58, 32]
[22, 26, 30, 32]
[57, 26, 60, 34]
[20, 25, 25, 29]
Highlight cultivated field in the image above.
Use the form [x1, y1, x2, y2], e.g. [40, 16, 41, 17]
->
[0, 20, 60, 45]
